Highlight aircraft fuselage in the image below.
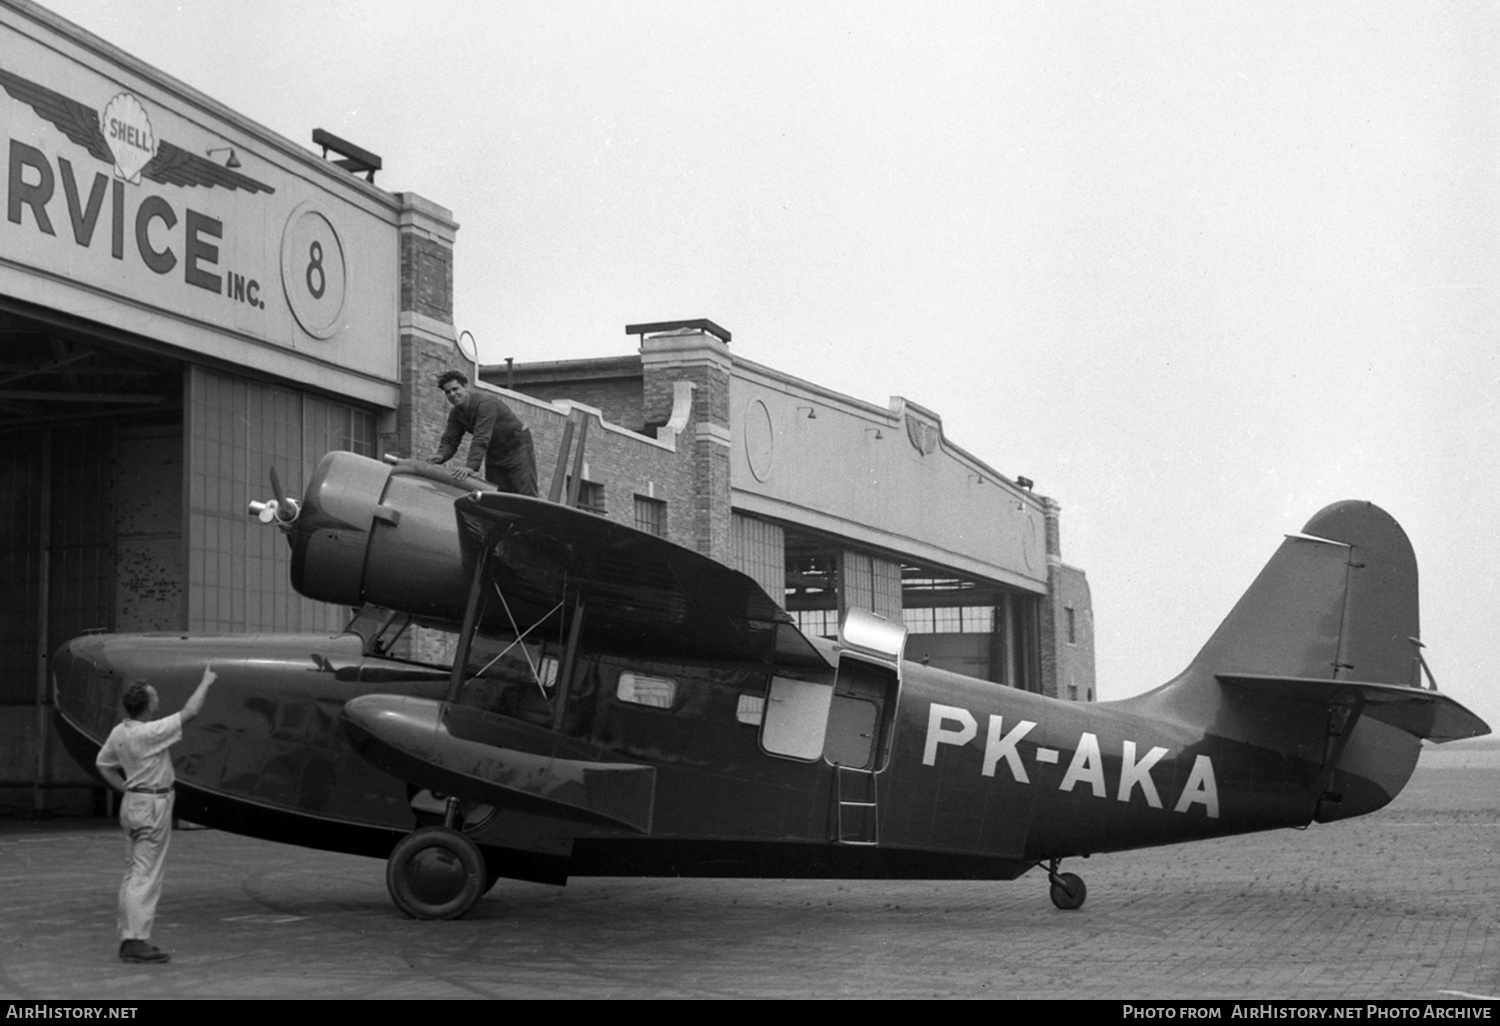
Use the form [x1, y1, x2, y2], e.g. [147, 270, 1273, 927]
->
[53, 624, 1333, 884]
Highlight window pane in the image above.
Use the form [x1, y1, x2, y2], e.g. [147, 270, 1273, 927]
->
[760, 676, 832, 760]
[736, 693, 764, 726]
[618, 671, 675, 708]
[634, 495, 666, 536]
[963, 606, 994, 632]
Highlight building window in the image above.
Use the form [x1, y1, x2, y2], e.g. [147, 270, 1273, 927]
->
[568, 479, 605, 515]
[734, 514, 786, 599]
[634, 494, 666, 536]
[793, 608, 840, 637]
[904, 606, 994, 635]
[1066, 606, 1077, 645]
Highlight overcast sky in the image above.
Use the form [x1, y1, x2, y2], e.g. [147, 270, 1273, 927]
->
[37, 0, 1500, 733]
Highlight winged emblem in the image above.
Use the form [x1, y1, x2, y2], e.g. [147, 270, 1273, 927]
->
[0, 65, 274, 194]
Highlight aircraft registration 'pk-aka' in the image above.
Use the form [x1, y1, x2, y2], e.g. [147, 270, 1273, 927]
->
[53, 451, 1491, 919]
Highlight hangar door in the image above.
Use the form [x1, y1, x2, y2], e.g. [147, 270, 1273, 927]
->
[0, 330, 381, 813]
[184, 366, 379, 632]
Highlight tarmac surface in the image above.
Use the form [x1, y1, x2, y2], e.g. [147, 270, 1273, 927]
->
[0, 757, 1495, 1001]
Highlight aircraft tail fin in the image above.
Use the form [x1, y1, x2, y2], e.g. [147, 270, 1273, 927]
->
[1188, 501, 1419, 689]
[1138, 501, 1488, 822]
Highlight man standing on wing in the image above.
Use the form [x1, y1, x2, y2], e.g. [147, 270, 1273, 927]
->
[429, 370, 539, 496]
[95, 666, 216, 964]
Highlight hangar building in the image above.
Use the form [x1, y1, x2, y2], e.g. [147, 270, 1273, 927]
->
[0, 0, 1093, 817]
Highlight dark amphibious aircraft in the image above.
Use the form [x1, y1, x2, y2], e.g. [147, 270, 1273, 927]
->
[52, 451, 1490, 919]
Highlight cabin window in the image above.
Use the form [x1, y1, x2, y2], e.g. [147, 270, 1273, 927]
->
[760, 676, 833, 761]
[617, 672, 675, 709]
[736, 693, 764, 726]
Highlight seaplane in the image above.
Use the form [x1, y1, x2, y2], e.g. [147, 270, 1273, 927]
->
[51, 450, 1490, 919]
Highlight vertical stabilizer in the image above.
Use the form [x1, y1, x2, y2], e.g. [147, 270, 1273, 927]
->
[1174, 501, 1419, 690]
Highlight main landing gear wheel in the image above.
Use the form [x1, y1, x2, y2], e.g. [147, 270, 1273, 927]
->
[1047, 863, 1087, 911]
[386, 826, 485, 920]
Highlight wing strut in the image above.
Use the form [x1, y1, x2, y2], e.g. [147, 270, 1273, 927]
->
[467, 578, 563, 698]
[551, 587, 587, 732]
[447, 536, 491, 703]
[450, 522, 569, 701]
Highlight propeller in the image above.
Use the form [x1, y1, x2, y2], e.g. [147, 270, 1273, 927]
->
[247, 466, 301, 528]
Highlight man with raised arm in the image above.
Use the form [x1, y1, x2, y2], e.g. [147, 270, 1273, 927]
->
[95, 665, 216, 964]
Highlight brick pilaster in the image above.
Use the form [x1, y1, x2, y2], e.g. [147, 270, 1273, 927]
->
[391, 193, 461, 463]
[640, 330, 732, 562]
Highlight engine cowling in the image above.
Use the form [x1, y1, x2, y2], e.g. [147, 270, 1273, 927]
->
[287, 452, 483, 621]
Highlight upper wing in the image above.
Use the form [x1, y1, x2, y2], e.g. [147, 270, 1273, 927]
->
[142, 140, 275, 194]
[454, 491, 831, 669]
[0, 66, 111, 162]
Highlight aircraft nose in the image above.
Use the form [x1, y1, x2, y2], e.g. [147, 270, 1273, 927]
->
[51, 634, 127, 745]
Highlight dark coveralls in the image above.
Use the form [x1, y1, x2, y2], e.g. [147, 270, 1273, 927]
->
[435, 391, 539, 496]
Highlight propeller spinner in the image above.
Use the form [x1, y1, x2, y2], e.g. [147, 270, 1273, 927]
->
[248, 466, 300, 528]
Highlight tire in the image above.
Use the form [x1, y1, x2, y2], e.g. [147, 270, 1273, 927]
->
[1049, 872, 1087, 911]
[386, 826, 486, 920]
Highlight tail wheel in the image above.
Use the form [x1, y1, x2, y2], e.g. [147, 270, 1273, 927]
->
[386, 826, 485, 920]
[1049, 871, 1087, 911]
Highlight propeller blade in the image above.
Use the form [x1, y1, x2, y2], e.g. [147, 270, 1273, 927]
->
[269, 466, 289, 508]
[259, 465, 299, 526]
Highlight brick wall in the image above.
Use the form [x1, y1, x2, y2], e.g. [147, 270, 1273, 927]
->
[114, 422, 184, 633]
[399, 232, 452, 322]
[510, 378, 644, 432]
[1043, 564, 1096, 702]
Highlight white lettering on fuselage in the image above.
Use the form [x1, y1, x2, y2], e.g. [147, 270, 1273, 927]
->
[921, 702, 1220, 819]
[1119, 739, 1170, 808]
[1059, 731, 1106, 797]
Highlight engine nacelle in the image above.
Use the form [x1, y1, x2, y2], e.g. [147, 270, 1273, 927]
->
[286, 452, 486, 621]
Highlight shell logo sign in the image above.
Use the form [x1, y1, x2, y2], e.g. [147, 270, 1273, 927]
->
[0, 42, 395, 389]
[102, 91, 155, 184]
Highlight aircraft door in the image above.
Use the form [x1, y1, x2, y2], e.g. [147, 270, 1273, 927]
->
[825, 609, 907, 846]
[826, 609, 907, 773]
[825, 659, 899, 769]
[824, 659, 898, 846]
[824, 694, 879, 769]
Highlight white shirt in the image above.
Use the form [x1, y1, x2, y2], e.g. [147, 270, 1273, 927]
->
[96, 713, 183, 791]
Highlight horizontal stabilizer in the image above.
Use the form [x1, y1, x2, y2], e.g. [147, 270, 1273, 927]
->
[1217, 673, 1491, 743]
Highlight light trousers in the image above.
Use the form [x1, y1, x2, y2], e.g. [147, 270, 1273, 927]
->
[118, 792, 172, 940]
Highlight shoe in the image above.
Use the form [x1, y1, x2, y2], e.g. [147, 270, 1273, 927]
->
[119, 939, 171, 964]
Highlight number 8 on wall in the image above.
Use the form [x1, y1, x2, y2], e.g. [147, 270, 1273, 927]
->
[280, 204, 348, 339]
